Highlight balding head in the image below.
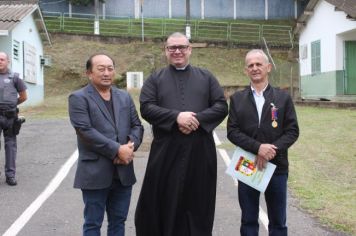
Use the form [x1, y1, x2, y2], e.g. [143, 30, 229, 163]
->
[0, 52, 10, 74]
[166, 32, 190, 45]
[165, 32, 192, 68]
[244, 49, 272, 86]
[245, 49, 269, 65]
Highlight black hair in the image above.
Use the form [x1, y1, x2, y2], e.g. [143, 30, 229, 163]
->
[86, 53, 115, 71]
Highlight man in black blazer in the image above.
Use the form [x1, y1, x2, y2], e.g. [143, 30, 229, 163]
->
[227, 49, 299, 236]
[68, 53, 143, 236]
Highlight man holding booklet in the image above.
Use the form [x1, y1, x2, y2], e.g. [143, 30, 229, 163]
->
[227, 49, 299, 236]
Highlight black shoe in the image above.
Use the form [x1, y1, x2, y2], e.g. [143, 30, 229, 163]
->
[6, 177, 17, 186]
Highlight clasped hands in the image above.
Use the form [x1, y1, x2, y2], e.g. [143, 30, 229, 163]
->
[255, 143, 278, 170]
[113, 141, 134, 165]
[177, 112, 200, 135]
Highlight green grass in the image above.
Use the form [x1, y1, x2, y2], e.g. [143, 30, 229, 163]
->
[289, 106, 356, 234]
[42, 34, 293, 89]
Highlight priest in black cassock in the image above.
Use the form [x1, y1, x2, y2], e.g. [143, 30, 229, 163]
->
[135, 32, 228, 236]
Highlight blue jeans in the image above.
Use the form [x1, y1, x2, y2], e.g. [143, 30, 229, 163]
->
[81, 179, 132, 236]
[238, 173, 288, 236]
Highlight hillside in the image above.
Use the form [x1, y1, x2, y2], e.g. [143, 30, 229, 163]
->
[44, 34, 294, 97]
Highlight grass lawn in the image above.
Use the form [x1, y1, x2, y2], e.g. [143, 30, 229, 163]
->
[289, 106, 356, 234]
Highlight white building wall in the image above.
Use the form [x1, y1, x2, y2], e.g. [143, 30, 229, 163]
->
[11, 13, 45, 106]
[0, 36, 11, 57]
[299, 0, 356, 76]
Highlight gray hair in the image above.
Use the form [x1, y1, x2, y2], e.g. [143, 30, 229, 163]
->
[245, 49, 269, 64]
[0, 51, 9, 60]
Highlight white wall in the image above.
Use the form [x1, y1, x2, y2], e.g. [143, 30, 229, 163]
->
[299, 0, 356, 76]
[0, 36, 11, 57]
[11, 12, 45, 106]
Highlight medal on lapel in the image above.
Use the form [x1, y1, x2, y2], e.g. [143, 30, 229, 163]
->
[270, 103, 278, 128]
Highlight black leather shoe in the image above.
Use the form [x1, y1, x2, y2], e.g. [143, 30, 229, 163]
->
[6, 177, 17, 186]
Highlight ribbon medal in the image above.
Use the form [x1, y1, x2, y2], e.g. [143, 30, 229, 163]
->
[271, 103, 278, 128]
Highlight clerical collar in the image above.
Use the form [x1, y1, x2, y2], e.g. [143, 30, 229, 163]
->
[172, 64, 189, 71]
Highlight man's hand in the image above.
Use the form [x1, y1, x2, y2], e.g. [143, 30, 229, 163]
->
[177, 112, 199, 134]
[178, 125, 192, 135]
[255, 155, 268, 170]
[258, 143, 277, 161]
[17, 90, 27, 105]
[114, 141, 134, 165]
[113, 157, 125, 165]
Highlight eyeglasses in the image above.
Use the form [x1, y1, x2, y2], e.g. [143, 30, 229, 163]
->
[166, 45, 190, 53]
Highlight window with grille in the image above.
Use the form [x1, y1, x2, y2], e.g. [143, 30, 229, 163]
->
[311, 40, 321, 74]
[13, 40, 20, 61]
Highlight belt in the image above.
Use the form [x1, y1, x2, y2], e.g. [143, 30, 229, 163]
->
[0, 110, 16, 117]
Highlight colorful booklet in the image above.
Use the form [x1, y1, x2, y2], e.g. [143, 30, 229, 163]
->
[225, 147, 276, 192]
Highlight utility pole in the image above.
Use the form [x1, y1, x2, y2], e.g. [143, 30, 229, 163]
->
[141, 0, 144, 42]
[94, 0, 99, 34]
[185, 0, 191, 39]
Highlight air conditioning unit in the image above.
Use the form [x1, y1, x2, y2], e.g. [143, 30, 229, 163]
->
[40, 55, 52, 67]
[126, 72, 143, 89]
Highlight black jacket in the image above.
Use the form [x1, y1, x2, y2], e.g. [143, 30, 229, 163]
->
[227, 84, 299, 173]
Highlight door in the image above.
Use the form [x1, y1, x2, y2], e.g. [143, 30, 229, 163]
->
[345, 41, 356, 94]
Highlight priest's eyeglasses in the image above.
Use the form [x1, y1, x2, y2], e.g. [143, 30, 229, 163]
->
[166, 45, 190, 53]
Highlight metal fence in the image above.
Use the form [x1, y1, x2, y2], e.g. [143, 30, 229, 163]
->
[43, 11, 294, 47]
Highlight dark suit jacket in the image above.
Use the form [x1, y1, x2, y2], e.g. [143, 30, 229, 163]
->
[69, 83, 143, 189]
[227, 85, 299, 173]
